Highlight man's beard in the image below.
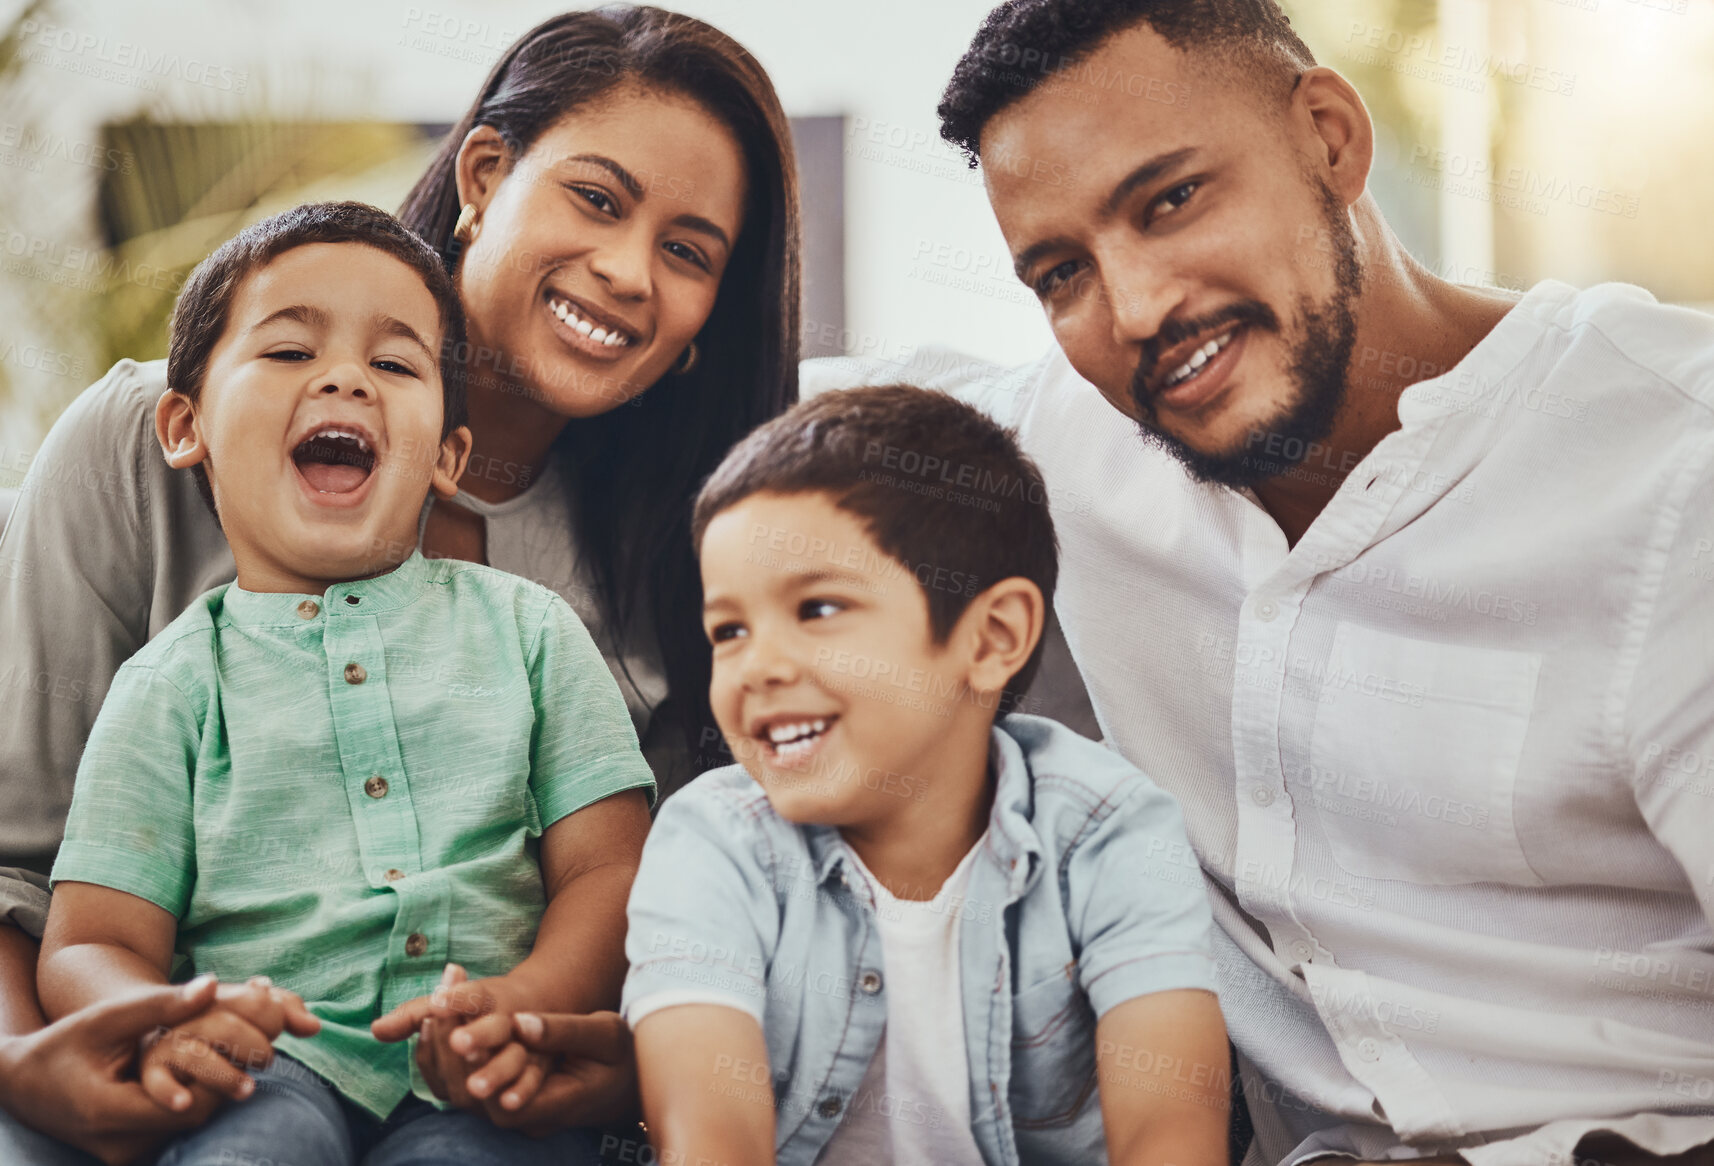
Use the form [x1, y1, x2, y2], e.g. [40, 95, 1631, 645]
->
[1127, 180, 1363, 490]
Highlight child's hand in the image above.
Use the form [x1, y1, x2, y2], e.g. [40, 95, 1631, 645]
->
[138, 975, 319, 1114]
[371, 964, 546, 1116]
[210, 976, 321, 1044]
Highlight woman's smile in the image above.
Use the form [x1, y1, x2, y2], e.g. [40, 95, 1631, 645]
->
[543, 289, 638, 364]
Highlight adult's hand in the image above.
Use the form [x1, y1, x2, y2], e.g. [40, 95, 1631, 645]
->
[0, 975, 222, 1166]
[491, 1009, 640, 1137]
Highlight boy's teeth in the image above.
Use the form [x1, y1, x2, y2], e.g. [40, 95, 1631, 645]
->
[767, 717, 828, 745]
[548, 296, 630, 347]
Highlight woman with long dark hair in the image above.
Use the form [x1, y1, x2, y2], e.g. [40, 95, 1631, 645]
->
[0, 8, 798, 1162]
[396, 7, 800, 789]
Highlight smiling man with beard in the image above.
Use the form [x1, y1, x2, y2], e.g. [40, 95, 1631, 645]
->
[805, 2, 1714, 1164]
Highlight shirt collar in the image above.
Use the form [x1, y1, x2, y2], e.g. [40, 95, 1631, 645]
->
[219, 551, 431, 626]
[801, 717, 1045, 897]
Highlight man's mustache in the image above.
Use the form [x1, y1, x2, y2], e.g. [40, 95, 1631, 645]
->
[1130, 300, 1281, 412]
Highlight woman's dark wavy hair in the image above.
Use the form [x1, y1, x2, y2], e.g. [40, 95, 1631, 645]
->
[398, 5, 801, 792]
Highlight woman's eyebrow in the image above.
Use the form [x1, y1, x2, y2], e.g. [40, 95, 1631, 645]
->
[564, 152, 644, 198]
[674, 214, 731, 251]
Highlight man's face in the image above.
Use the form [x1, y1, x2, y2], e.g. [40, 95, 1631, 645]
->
[981, 25, 1362, 489]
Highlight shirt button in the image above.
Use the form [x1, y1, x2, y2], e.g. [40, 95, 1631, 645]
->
[385, 868, 405, 882]
[405, 932, 428, 957]
[344, 662, 367, 685]
[1291, 940, 1313, 962]
[364, 775, 389, 799]
[1251, 787, 1275, 806]
[345, 594, 361, 606]
[1357, 1038, 1381, 1062]
[817, 1096, 842, 1119]
[296, 600, 319, 619]
[859, 970, 883, 995]
[1254, 599, 1279, 622]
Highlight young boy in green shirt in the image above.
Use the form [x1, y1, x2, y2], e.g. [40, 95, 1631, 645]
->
[37, 201, 654, 1166]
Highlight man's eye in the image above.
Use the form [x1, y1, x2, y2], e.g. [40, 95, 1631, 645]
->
[372, 359, 416, 376]
[708, 622, 746, 644]
[265, 350, 311, 361]
[1152, 181, 1199, 220]
[1033, 260, 1083, 297]
[800, 599, 844, 621]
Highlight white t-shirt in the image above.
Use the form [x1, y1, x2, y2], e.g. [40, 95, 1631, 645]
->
[815, 836, 989, 1166]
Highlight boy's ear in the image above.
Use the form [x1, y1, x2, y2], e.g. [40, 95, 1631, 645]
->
[430, 425, 474, 500]
[155, 389, 208, 468]
[963, 577, 1045, 706]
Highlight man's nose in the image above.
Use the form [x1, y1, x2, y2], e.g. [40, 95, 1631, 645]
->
[1096, 239, 1185, 350]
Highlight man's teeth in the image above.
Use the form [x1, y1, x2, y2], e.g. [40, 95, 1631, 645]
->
[1163, 330, 1237, 389]
[548, 297, 630, 347]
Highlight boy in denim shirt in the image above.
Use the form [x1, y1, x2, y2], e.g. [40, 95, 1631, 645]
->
[622, 386, 1228, 1165]
[37, 202, 654, 1165]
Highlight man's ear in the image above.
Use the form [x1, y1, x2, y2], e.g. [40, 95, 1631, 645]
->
[155, 389, 208, 468]
[430, 425, 474, 500]
[963, 577, 1045, 708]
[1295, 66, 1375, 209]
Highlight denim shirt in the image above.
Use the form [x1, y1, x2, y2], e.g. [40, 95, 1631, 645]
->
[622, 713, 1219, 1166]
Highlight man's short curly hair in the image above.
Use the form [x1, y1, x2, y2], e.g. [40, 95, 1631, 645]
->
[939, 0, 1316, 164]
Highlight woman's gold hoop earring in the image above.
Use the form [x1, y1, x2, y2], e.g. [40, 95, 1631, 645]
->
[452, 203, 478, 245]
[672, 340, 700, 375]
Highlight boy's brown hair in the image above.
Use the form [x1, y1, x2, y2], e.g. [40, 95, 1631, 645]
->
[691, 384, 1059, 714]
[166, 200, 467, 517]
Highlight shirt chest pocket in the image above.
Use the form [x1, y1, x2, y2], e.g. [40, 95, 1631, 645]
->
[1304, 622, 1543, 886]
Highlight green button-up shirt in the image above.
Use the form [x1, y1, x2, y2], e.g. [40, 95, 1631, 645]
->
[51, 551, 656, 1117]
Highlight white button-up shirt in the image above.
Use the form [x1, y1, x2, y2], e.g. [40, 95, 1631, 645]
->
[804, 279, 1714, 1165]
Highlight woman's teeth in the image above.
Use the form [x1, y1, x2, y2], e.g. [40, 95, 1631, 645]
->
[548, 296, 631, 347]
[1163, 329, 1237, 389]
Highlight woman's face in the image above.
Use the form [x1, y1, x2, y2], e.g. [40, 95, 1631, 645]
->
[455, 85, 750, 416]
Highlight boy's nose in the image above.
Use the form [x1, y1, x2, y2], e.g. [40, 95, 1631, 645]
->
[739, 640, 801, 690]
[316, 362, 371, 399]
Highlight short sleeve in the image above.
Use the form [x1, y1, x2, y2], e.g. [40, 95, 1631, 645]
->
[0, 361, 159, 860]
[49, 661, 201, 916]
[1625, 433, 1714, 924]
[621, 783, 781, 1027]
[1065, 778, 1220, 1019]
[527, 595, 657, 825]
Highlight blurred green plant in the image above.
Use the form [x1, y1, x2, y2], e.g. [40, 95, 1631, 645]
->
[92, 119, 436, 375]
